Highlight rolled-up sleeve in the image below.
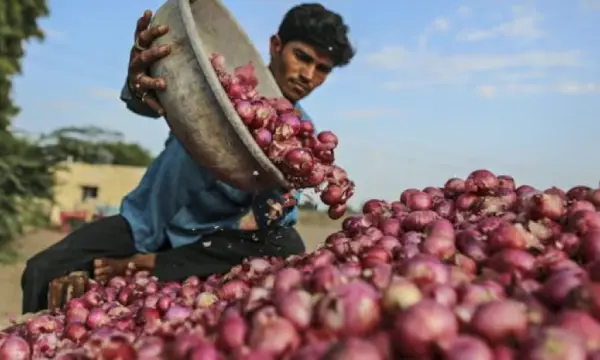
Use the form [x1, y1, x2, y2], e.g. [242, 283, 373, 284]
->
[120, 80, 162, 118]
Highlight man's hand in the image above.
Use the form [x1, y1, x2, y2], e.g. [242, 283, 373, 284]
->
[127, 10, 172, 115]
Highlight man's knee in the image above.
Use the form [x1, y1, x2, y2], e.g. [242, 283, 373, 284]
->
[272, 226, 306, 256]
[21, 254, 49, 289]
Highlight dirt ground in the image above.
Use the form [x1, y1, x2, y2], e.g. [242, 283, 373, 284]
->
[0, 213, 340, 326]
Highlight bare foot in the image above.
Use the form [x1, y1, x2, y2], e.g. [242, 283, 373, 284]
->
[93, 258, 132, 284]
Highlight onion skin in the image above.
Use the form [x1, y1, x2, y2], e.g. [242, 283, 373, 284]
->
[322, 338, 383, 360]
[392, 299, 459, 357]
[316, 280, 382, 337]
[519, 327, 586, 360]
[470, 300, 528, 345]
[440, 335, 494, 360]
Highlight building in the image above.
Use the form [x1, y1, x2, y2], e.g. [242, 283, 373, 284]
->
[50, 162, 146, 225]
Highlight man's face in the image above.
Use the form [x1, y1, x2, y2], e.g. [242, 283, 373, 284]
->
[269, 36, 334, 103]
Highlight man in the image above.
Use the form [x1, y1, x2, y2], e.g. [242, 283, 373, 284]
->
[21, 3, 355, 314]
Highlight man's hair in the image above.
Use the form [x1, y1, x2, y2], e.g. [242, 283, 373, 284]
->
[277, 3, 356, 68]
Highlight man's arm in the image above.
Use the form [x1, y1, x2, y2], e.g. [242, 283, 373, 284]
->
[120, 80, 162, 118]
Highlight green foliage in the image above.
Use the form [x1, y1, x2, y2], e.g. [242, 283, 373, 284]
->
[0, 0, 53, 245]
[0, 130, 57, 245]
[0, 0, 49, 129]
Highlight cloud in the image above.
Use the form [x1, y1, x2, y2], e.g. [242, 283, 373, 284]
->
[366, 47, 583, 90]
[477, 85, 496, 98]
[89, 88, 121, 100]
[457, 6, 544, 42]
[418, 16, 451, 50]
[431, 17, 450, 32]
[583, 0, 600, 9]
[557, 82, 600, 94]
[475, 82, 600, 97]
[336, 107, 401, 120]
[43, 100, 82, 112]
[457, 6, 471, 17]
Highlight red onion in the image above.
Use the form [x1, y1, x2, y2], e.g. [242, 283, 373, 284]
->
[470, 300, 528, 344]
[519, 327, 586, 360]
[392, 299, 459, 357]
[248, 317, 300, 356]
[0, 336, 31, 359]
[316, 280, 381, 336]
[322, 338, 383, 360]
[212, 54, 355, 218]
[275, 289, 313, 330]
[444, 178, 465, 197]
[401, 210, 439, 231]
[399, 254, 450, 286]
[406, 191, 433, 211]
[465, 169, 499, 195]
[569, 210, 600, 235]
[567, 186, 592, 201]
[440, 335, 494, 360]
[9, 172, 600, 359]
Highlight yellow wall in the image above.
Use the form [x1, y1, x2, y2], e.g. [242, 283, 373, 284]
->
[51, 162, 146, 223]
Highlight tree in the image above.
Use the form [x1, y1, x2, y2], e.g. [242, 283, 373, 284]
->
[40, 126, 154, 167]
[1, 0, 49, 129]
[0, 0, 56, 245]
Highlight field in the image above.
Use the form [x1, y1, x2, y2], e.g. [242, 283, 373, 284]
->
[0, 211, 340, 326]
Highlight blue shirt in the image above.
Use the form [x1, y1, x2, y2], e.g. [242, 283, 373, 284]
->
[119, 84, 309, 253]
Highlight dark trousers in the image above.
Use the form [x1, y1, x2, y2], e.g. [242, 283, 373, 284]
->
[21, 215, 305, 314]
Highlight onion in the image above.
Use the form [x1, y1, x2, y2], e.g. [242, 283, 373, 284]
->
[275, 289, 313, 330]
[519, 327, 586, 360]
[392, 299, 459, 357]
[10, 170, 600, 359]
[381, 278, 422, 312]
[498, 175, 516, 191]
[567, 186, 592, 201]
[398, 255, 450, 286]
[579, 230, 600, 263]
[216, 311, 247, 351]
[0, 336, 31, 359]
[322, 338, 383, 360]
[406, 191, 433, 211]
[440, 335, 494, 360]
[487, 223, 529, 251]
[378, 218, 401, 237]
[569, 210, 600, 235]
[538, 271, 585, 308]
[465, 169, 499, 195]
[248, 317, 300, 356]
[470, 300, 528, 344]
[444, 178, 465, 197]
[552, 310, 600, 350]
[530, 193, 566, 220]
[213, 55, 355, 216]
[455, 194, 478, 211]
[401, 210, 439, 231]
[485, 249, 536, 277]
[252, 129, 272, 148]
[316, 280, 381, 336]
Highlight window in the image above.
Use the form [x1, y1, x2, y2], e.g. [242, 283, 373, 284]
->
[81, 186, 99, 201]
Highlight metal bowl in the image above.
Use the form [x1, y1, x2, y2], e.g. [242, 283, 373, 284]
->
[149, 0, 288, 191]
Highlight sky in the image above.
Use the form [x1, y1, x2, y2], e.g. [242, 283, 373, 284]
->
[11, 0, 600, 207]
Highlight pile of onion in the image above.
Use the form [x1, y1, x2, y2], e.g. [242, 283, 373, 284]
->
[210, 53, 354, 219]
[5, 169, 600, 359]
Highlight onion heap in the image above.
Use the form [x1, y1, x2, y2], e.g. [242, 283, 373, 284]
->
[4, 169, 600, 359]
[209, 53, 354, 220]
